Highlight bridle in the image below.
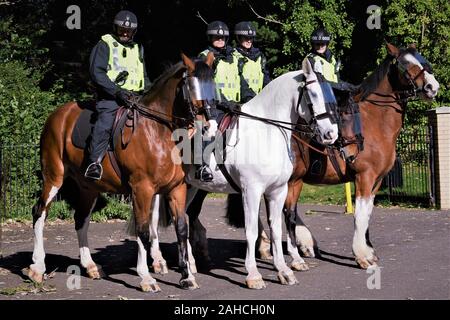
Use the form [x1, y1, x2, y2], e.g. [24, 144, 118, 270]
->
[130, 70, 212, 131]
[296, 75, 339, 137]
[362, 50, 431, 111]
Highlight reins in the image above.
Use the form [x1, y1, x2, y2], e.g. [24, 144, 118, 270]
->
[225, 107, 316, 138]
[128, 96, 195, 131]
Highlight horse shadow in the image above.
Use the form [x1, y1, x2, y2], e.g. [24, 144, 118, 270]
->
[0, 237, 360, 291]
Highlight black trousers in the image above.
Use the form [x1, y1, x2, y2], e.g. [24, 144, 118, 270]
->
[88, 99, 120, 164]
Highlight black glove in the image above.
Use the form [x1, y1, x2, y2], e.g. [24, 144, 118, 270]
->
[116, 89, 133, 107]
[217, 100, 239, 112]
[331, 81, 359, 93]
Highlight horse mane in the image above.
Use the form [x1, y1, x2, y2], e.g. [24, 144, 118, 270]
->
[141, 61, 186, 104]
[359, 54, 394, 100]
[141, 58, 213, 105]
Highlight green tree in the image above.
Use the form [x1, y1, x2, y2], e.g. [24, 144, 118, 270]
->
[263, 0, 355, 75]
[380, 0, 450, 104]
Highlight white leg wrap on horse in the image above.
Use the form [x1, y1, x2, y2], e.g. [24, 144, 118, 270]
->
[353, 196, 375, 258]
[79, 247, 95, 269]
[31, 210, 47, 274]
[136, 237, 152, 281]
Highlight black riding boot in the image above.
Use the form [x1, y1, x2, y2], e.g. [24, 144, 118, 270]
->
[195, 163, 213, 182]
[85, 99, 119, 180]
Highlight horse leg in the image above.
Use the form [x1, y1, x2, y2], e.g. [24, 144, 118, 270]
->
[186, 188, 209, 268]
[353, 175, 379, 269]
[265, 186, 298, 286]
[283, 180, 309, 271]
[74, 188, 101, 279]
[149, 195, 168, 275]
[167, 183, 199, 290]
[242, 186, 266, 289]
[132, 182, 160, 292]
[289, 180, 316, 258]
[257, 217, 273, 260]
[27, 157, 64, 283]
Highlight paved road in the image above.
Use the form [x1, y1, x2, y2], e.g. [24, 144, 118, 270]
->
[0, 198, 449, 300]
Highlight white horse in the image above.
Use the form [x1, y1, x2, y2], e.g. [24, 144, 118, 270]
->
[145, 58, 339, 289]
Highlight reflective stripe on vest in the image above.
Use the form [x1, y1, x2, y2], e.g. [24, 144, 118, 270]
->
[308, 53, 338, 83]
[234, 51, 264, 94]
[101, 34, 144, 91]
[200, 49, 241, 102]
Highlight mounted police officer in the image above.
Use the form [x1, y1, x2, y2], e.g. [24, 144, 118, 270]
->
[307, 28, 362, 166]
[195, 21, 241, 182]
[85, 10, 151, 180]
[307, 27, 357, 91]
[233, 21, 271, 103]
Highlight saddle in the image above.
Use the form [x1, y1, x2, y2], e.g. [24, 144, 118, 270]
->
[200, 108, 241, 192]
[72, 102, 138, 179]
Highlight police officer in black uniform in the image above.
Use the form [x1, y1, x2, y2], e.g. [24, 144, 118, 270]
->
[85, 10, 150, 180]
[196, 21, 241, 182]
[307, 28, 357, 92]
[233, 21, 271, 103]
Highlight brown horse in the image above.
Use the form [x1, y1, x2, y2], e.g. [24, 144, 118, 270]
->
[25, 52, 215, 292]
[284, 43, 439, 269]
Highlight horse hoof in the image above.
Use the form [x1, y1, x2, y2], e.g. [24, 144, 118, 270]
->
[246, 278, 266, 290]
[290, 261, 309, 271]
[180, 278, 200, 290]
[141, 282, 161, 293]
[259, 250, 273, 261]
[301, 246, 315, 258]
[153, 261, 168, 275]
[278, 271, 298, 286]
[23, 267, 43, 283]
[356, 257, 378, 269]
[87, 264, 102, 280]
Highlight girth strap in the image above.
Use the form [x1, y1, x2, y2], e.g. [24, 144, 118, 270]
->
[327, 146, 345, 181]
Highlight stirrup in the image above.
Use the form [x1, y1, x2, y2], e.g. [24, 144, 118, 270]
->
[84, 162, 103, 180]
[195, 165, 213, 182]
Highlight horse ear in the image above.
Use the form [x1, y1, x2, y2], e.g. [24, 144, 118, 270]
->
[181, 52, 195, 73]
[386, 42, 400, 57]
[205, 51, 215, 67]
[302, 57, 313, 76]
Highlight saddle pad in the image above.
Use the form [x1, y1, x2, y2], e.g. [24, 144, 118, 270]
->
[72, 106, 130, 150]
[72, 109, 97, 149]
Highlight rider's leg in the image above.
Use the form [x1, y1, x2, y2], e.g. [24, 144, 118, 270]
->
[194, 120, 213, 182]
[85, 99, 119, 180]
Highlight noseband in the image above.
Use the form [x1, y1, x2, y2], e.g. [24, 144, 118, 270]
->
[298, 77, 339, 128]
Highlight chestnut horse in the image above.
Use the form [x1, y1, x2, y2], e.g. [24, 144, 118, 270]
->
[25, 53, 215, 292]
[285, 43, 439, 269]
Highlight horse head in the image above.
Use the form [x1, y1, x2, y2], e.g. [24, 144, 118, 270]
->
[180, 52, 216, 114]
[386, 43, 439, 101]
[301, 57, 339, 145]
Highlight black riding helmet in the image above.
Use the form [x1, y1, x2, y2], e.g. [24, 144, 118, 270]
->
[234, 21, 256, 40]
[206, 21, 229, 45]
[113, 10, 138, 43]
[311, 28, 331, 45]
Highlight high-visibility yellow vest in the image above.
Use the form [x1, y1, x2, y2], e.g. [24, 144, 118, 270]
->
[234, 50, 264, 94]
[200, 49, 240, 102]
[101, 34, 144, 91]
[307, 53, 338, 83]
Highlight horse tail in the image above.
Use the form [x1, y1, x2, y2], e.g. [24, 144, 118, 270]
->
[158, 195, 172, 228]
[126, 194, 172, 237]
[58, 177, 79, 210]
[225, 193, 245, 228]
[126, 212, 137, 237]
